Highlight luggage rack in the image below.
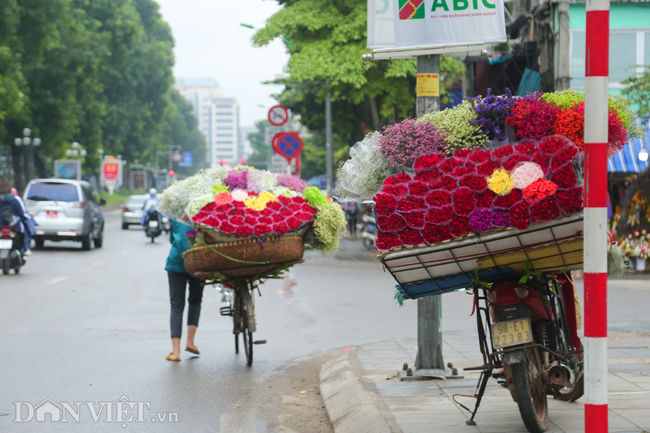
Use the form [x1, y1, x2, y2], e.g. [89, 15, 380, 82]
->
[379, 214, 584, 299]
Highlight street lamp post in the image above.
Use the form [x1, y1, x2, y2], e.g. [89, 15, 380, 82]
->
[13, 128, 42, 186]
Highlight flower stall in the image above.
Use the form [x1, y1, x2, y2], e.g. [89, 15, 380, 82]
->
[336, 89, 643, 299]
[159, 166, 346, 284]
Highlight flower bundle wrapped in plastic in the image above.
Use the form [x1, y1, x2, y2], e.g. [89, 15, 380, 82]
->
[373, 137, 583, 251]
[159, 165, 346, 254]
[418, 100, 489, 152]
[467, 88, 517, 141]
[619, 230, 650, 259]
[337, 132, 397, 199]
[377, 120, 447, 168]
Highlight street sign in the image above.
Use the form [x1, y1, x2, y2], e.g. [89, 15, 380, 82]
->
[274, 132, 303, 159]
[268, 105, 289, 126]
[54, 160, 81, 180]
[271, 154, 297, 174]
[265, 125, 287, 147]
[101, 160, 123, 193]
[171, 152, 183, 163]
[178, 151, 193, 167]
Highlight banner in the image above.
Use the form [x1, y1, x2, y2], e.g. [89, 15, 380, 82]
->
[101, 160, 123, 187]
[368, 0, 506, 50]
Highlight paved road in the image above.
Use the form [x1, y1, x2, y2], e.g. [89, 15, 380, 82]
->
[1, 212, 647, 432]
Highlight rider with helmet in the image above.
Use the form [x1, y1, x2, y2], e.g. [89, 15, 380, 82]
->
[141, 188, 160, 227]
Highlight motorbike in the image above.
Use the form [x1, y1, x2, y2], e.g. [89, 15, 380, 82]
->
[0, 226, 25, 275]
[144, 210, 163, 243]
[461, 272, 583, 433]
[360, 214, 377, 250]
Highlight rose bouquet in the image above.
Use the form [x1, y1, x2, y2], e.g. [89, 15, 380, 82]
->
[374, 137, 583, 251]
[159, 166, 346, 255]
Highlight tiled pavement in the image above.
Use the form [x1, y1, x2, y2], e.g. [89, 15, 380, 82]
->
[322, 330, 650, 433]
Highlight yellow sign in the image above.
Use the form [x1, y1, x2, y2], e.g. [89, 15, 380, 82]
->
[417, 73, 440, 97]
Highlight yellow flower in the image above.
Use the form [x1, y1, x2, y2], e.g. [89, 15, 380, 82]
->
[487, 169, 514, 195]
[244, 196, 266, 211]
[258, 191, 277, 204]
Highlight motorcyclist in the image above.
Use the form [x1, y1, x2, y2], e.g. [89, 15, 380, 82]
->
[0, 179, 35, 256]
[141, 188, 160, 227]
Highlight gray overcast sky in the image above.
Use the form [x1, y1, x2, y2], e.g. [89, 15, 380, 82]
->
[155, 0, 289, 128]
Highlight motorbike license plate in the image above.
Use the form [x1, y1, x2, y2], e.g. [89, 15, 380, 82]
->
[492, 318, 533, 349]
[148, 220, 159, 228]
[46, 211, 58, 219]
[0, 239, 12, 249]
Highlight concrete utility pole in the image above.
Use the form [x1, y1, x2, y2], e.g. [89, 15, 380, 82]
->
[556, 0, 571, 90]
[325, 78, 334, 196]
[413, 54, 451, 378]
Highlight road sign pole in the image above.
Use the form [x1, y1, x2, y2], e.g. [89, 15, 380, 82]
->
[325, 78, 333, 195]
[413, 54, 455, 379]
[584, 0, 610, 431]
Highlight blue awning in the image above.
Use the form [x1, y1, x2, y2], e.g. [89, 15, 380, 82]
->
[608, 120, 650, 173]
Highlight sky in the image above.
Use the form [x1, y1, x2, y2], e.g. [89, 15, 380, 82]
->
[155, 0, 290, 128]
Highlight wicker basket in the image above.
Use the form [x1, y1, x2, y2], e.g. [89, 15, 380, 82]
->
[183, 235, 304, 277]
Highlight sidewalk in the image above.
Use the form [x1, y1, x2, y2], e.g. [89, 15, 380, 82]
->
[319, 330, 650, 433]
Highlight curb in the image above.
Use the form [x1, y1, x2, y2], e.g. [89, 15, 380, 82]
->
[319, 351, 391, 433]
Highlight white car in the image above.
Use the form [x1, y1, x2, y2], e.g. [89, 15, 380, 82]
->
[121, 195, 148, 229]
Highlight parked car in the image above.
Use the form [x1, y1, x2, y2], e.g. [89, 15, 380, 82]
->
[121, 195, 147, 229]
[24, 179, 106, 250]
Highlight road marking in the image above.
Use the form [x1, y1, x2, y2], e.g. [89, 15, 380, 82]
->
[45, 276, 68, 285]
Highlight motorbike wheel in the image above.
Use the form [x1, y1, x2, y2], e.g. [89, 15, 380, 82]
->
[94, 230, 104, 249]
[150, 235, 155, 243]
[362, 237, 375, 250]
[512, 347, 549, 433]
[2, 259, 9, 275]
[34, 238, 44, 249]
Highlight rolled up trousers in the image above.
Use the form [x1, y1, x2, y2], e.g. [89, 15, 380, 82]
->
[168, 271, 204, 339]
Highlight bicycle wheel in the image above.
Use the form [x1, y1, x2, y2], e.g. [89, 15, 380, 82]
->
[234, 333, 239, 354]
[243, 328, 253, 366]
[512, 347, 549, 433]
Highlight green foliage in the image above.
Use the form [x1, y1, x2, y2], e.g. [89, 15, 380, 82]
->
[253, 0, 466, 176]
[622, 66, 650, 121]
[0, 0, 206, 189]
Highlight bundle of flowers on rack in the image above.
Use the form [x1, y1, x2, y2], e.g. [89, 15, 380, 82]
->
[373, 136, 583, 250]
[619, 230, 650, 261]
[159, 166, 346, 279]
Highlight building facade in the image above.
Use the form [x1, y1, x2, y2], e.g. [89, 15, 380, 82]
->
[174, 78, 240, 167]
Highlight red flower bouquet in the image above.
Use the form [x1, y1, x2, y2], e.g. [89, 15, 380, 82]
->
[468, 149, 491, 164]
[397, 196, 426, 213]
[408, 181, 429, 197]
[555, 187, 583, 215]
[399, 228, 424, 246]
[404, 211, 425, 229]
[459, 174, 488, 191]
[523, 179, 558, 201]
[431, 176, 458, 190]
[452, 188, 476, 215]
[494, 188, 523, 208]
[476, 160, 501, 176]
[475, 190, 497, 208]
[414, 153, 446, 173]
[510, 202, 532, 230]
[424, 206, 453, 224]
[378, 215, 407, 232]
[375, 193, 398, 216]
[425, 190, 452, 207]
[530, 196, 561, 222]
[507, 97, 559, 140]
[550, 164, 578, 189]
[376, 232, 401, 250]
[422, 223, 452, 244]
[449, 215, 472, 237]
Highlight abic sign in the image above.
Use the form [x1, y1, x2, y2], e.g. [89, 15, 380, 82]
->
[368, 0, 506, 49]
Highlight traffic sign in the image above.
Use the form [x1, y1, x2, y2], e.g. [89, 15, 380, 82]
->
[171, 152, 183, 163]
[178, 151, 193, 167]
[274, 132, 303, 159]
[268, 105, 289, 126]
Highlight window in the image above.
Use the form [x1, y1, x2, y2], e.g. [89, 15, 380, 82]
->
[216, 133, 231, 137]
[216, 141, 233, 144]
[571, 29, 650, 88]
[217, 147, 233, 152]
[216, 119, 231, 123]
[27, 183, 80, 202]
[216, 127, 232, 130]
[216, 112, 232, 116]
[216, 104, 232, 109]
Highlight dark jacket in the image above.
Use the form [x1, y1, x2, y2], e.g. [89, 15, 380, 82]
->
[0, 193, 32, 233]
[165, 220, 193, 274]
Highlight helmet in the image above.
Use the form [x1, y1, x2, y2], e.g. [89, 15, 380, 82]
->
[149, 188, 157, 196]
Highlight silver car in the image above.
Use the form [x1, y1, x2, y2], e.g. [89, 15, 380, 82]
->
[121, 195, 147, 229]
[24, 179, 106, 250]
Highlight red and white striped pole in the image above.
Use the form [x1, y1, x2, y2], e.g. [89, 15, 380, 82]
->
[584, 0, 609, 431]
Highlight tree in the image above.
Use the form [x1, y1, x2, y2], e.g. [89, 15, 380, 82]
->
[253, 0, 466, 177]
[622, 66, 650, 119]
